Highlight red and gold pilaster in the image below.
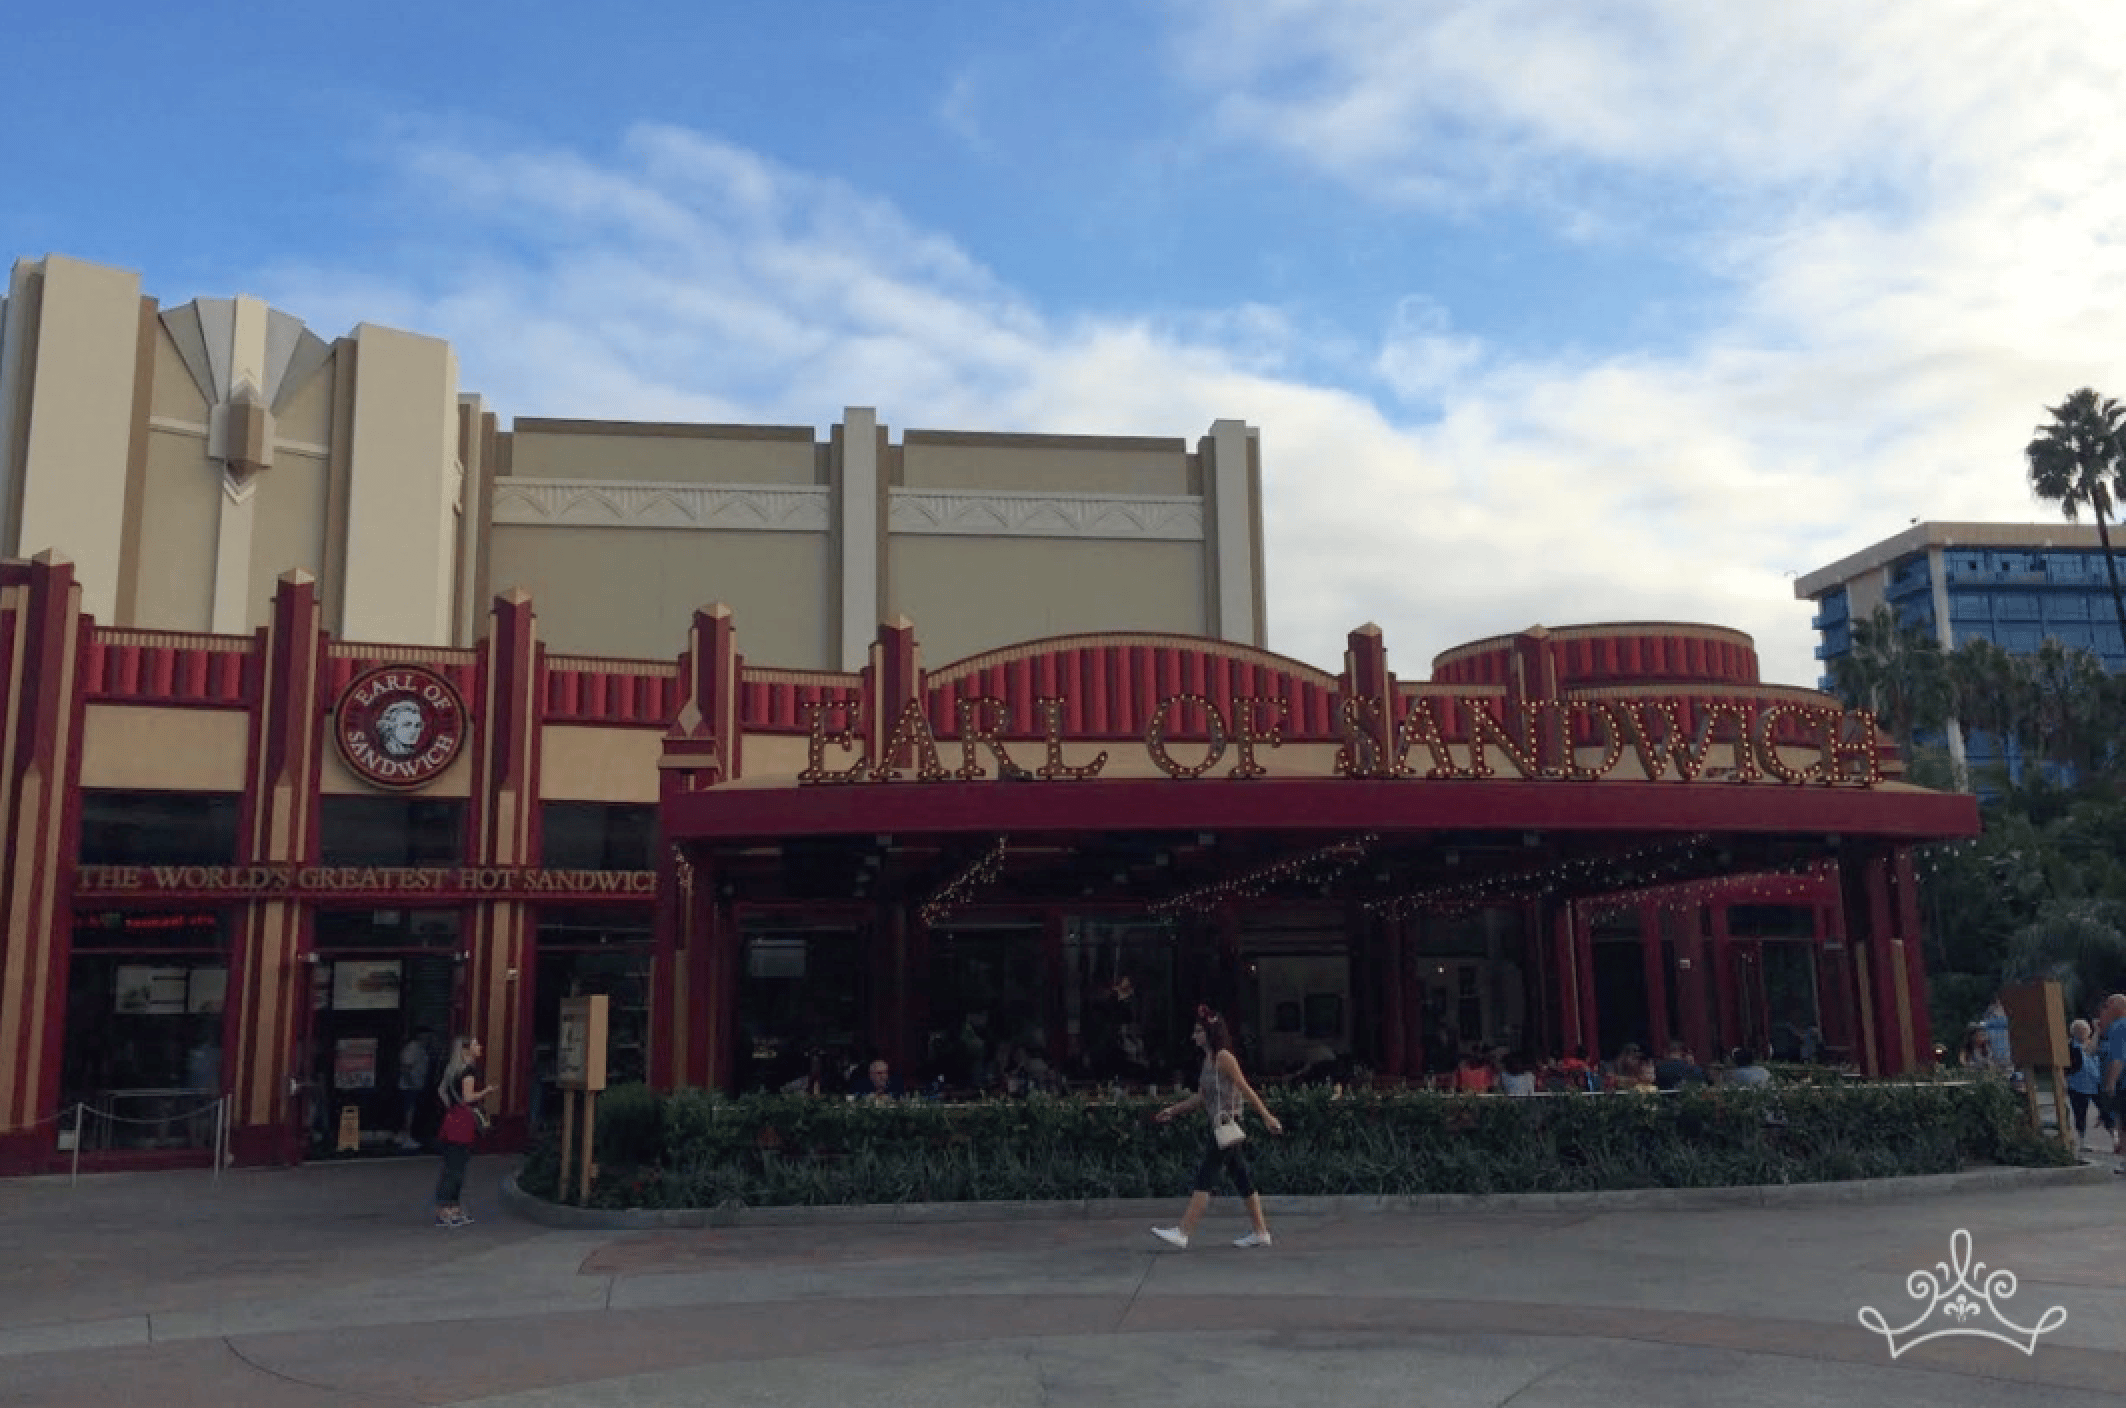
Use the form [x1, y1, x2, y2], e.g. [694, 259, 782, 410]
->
[0, 553, 89, 1172]
[656, 604, 739, 1088]
[227, 570, 325, 1165]
[462, 589, 542, 1139]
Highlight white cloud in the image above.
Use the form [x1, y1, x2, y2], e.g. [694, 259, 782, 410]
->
[259, 3, 2126, 690]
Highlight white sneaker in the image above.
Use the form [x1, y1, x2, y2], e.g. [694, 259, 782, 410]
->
[1234, 1231, 1272, 1248]
[1152, 1227, 1189, 1249]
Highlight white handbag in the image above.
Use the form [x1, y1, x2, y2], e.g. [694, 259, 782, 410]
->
[1213, 1115, 1247, 1149]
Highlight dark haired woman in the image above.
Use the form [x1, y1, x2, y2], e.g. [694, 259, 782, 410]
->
[1150, 1006, 1282, 1249]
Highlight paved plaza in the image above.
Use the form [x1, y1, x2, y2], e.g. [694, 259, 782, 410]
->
[1, 1154, 2121, 1406]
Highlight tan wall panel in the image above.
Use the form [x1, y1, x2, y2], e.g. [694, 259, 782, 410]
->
[319, 735, 473, 797]
[342, 324, 458, 644]
[16, 256, 142, 619]
[273, 348, 336, 446]
[488, 524, 834, 666]
[900, 438, 1192, 495]
[888, 537, 1207, 664]
[148, 323, 209, 422]
[132, 428, 219, 630]
[511, 425, 819, 486]
[80, 704, 251, 790]
[539, 725, 663, 802]
[248, 452, 330, 629]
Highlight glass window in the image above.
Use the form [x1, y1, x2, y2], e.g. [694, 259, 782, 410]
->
[79, 791, 240, 866]
[1725, 904, 1816, 939]
[531, 906, 655, 1123]
[318, 796, 464, 866]
[541, 804, 657, 870]
[62, 909, 232, 1151]
[315, 908, 462, 950]
[735, 917, 866, 1094]
[1063, 917, 1178, 1088]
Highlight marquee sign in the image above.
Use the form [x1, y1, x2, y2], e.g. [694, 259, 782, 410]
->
[334, 665, 468, 791]
[74, 865, 658, 901]
[799, 693, 1887, 788]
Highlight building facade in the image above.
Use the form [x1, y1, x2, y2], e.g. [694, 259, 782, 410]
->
[1, 253, 1266, 670]
[0, 255, 1979, 1175]
[1795, 521, 2126, 773]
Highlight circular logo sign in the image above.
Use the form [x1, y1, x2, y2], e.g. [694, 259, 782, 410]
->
[334, 665, 468, 791]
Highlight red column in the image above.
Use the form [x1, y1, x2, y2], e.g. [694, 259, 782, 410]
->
[1893, 848, 1933, 1070]
[657, 604, 741, 1089]
[462, 590, 542, 1145]
[0, 553, 90, 1174]
[1574, 904, 1601, 1059]
[224, 570, 326, 1166]
[1838, 845, 1903, 1077]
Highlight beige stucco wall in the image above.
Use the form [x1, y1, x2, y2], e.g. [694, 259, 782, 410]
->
[888, 536, 1207, 664]
[342, 324, 458, 645]
[13, 256, 141, 621]
[509, 423, 821, 486]
[247, 447, 330, 628]
[489, 524, 834, 666]
[540, 725, 663, 802]
[80, 704, 250, 791]
[148, 322, 210, 423]
[900, 434, 1194, 495]
[273, 350, 336, 447]
[132, 427, 220, 630]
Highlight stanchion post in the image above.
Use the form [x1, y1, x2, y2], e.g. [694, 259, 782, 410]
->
[213, 1096, 227, 1184]
[70, 1103, 84, 1187]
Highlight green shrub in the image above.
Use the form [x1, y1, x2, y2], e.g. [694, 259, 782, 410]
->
[517, 1077, 2072, 1210]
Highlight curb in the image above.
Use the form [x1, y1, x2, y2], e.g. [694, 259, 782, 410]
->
[499, 1158, 2108, 1231]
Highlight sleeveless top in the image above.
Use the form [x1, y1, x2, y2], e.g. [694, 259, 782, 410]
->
[1200, 1055, 1244, 1124]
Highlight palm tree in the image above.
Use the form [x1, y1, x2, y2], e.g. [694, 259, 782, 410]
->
[1830, 604, 1952, 754]
[1948, 636, 2031, 780]
[2026, 387, 2126, 651]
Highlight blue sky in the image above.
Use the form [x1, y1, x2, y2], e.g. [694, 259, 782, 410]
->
[8, 1, 2121, 685]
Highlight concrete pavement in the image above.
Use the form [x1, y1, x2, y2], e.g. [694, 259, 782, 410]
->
[1, 1153, 2121, 1406]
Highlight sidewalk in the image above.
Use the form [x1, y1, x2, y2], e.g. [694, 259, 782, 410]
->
[2, 1155, 2120, 1406]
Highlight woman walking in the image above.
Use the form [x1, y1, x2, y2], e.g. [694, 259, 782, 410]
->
[1151, 1006, 1282, 1250]
[433, 1035, 490, 1227]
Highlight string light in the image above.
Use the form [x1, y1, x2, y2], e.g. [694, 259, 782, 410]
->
[918, 835, 1010, 927]
[1150, 834, 1379, 915]
[1364, 835, 1719, 919]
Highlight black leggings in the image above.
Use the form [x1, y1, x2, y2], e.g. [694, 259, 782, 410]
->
[1191, 1132, 1257, 1198]
[435, 1141, 471, 1204]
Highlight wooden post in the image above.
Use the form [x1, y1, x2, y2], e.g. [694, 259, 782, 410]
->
[578, 1090, 598, 1205]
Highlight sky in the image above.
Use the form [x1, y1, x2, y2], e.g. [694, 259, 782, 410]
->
[8, 0, 2125, 687]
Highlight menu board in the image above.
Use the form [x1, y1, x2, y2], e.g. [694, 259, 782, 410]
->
[114, 965, 188, 1015]
[334, 1037, 379, 1090]
[331, 958, 404, 1012]
[557, 995, 610, 1092]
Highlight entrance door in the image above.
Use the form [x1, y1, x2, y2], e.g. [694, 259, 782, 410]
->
[307, 909, 461, 1156]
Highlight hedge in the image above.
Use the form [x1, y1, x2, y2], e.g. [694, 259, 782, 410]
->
[514, 1077, 2071, 1212]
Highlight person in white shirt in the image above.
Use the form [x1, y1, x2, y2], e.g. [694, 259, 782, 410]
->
[396, 1030, 432, 1151]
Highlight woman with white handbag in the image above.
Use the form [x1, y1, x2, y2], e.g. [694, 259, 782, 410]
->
[1151, 1005, 1283, 1250]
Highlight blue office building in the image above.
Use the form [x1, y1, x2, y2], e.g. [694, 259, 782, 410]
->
[1795, 522, 2125, 775]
